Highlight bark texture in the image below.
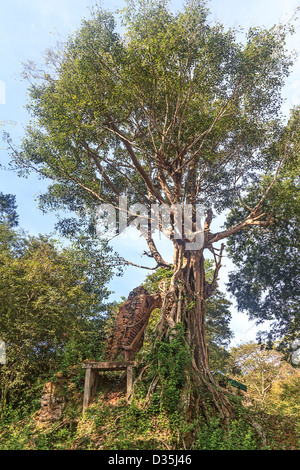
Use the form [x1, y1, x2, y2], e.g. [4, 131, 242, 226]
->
[105, 232, 232, 419]
[156, 240, 233, 420]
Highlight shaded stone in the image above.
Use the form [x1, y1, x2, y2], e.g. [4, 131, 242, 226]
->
[38, 381, 65, 423]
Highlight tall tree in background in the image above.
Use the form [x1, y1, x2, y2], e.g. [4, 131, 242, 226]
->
[228, 342, 298, 411]
[0, 224, 116, 410]
[226, 107, 300, 348]
[6, 0, 297, 417]
[0, 192, 18, 228]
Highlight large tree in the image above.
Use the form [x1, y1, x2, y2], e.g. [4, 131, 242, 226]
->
[0, 192, 18, 228]
[225, 108, 300, 348]
[7, 0, 297, 417]
[0, 224, 116, 410]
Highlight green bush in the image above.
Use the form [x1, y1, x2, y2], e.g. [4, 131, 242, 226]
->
[194, 417, 258, 450]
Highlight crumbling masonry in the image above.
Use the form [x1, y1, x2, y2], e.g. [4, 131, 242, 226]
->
[105, 286, 162, 361]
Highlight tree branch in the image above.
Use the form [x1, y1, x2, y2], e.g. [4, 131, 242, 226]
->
[106, 119, 166, 204]
[206, 210, 271, 247]
[205, 243, 225, 298]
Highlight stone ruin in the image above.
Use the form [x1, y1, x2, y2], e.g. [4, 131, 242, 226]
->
[105, 285, 162, 361]
[37, 379, 65, 424]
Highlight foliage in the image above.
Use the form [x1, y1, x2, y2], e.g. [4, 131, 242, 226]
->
[5, 0, 295, 248]
[146, 323, 191, 414]
[193, 415, 258, 450]
[3, 0, 298, 404]
[0, 336, 299, 450]
[0, 224, 115, 412]
[0, 368, 297, 450]
[0, 192, 18, 228]
[140, 264, 233, 370]
[226, 107, 300, 344]
[228, 342, 299, 411]
[205, 289, 232, 372]
[142, 267, 173, 294]
[266, 370, 300, 416]
[1, 0, 299, 447]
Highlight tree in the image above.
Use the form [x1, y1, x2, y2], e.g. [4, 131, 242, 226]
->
[225, 107, 300, 347]
[228, 342, 297, 411]
[0, 225, 115, 410]
[7, 0, 297, 418]
[266, 368, 300, 416]
[0, 192, 18, 228]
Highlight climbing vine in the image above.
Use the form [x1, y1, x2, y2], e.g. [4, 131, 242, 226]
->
[146, 323, 191, 414]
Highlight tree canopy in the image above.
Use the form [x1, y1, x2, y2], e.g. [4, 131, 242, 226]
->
[0, 222, 116, 409]
[226, 107, 300, 346]
[8, 0, 295, 259]
[0, 192, 18, 228]
[228, 342, 299, 412]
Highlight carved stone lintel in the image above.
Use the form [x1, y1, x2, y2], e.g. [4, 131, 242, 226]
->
[105, 285, 162, 361]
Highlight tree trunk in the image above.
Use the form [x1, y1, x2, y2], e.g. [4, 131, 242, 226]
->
[104, 241, 233, 422]
[157, 242, 208, 371]
[157, 241, 233, 420]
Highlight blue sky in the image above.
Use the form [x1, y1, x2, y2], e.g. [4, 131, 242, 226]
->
[0, 0, 299, 345]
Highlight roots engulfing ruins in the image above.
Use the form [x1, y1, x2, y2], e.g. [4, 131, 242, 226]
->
[104, 239, 233, 420]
